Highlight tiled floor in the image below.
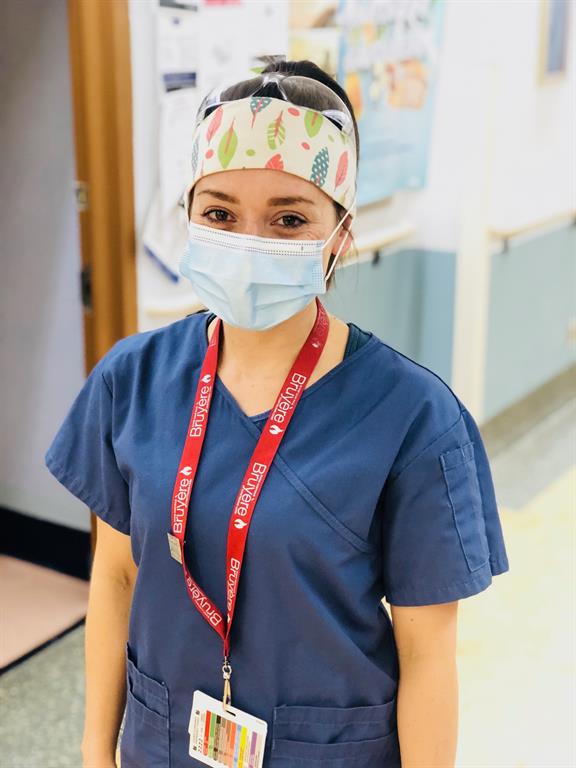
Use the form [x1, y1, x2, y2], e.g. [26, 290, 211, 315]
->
[0, 623, 86, 766]
[454, 395, 575, 767]
[456, 463, 574, 767]
[1, 398, 574, 767]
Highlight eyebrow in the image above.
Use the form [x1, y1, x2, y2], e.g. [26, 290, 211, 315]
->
[197, 189, 317, 206]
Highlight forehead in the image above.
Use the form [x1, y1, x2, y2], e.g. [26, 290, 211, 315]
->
[193, 169, 331, 207]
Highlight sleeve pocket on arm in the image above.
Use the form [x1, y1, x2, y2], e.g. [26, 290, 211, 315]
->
[380, 407, 510, 606]
[439, 441, 490, 573]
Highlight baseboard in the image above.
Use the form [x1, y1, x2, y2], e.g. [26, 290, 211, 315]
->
[0, 507, 92, 581]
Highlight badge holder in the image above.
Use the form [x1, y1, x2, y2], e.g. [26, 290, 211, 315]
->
[189, 690, 268, 768]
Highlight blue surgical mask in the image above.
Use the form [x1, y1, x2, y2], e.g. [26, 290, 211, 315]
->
[178, 196, 356, 330]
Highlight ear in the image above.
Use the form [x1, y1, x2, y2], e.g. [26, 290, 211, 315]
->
[334, 215, 353, 257]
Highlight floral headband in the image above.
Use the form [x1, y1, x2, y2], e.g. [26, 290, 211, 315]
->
[183, 96, 358, 220]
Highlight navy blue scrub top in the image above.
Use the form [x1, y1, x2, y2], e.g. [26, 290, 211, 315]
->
[44, 309, 510, 768]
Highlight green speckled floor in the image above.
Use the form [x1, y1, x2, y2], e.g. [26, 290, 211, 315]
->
[1, 397, 574, 767]
[0, 624, 87, 767]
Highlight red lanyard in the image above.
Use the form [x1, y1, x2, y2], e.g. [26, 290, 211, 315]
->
[167, 297, 329, 708]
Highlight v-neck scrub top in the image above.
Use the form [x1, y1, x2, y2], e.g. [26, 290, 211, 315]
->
[44, 309, 510, 768]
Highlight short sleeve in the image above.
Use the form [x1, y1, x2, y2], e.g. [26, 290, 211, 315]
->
[380, 406, 510, 606]
[44, 352, 131, 535]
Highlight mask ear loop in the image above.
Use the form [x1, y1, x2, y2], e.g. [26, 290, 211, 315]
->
[323, 192, 357, 282]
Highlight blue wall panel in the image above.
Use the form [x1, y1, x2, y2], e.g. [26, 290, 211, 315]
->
[484, 225, 576, 419]
[324, 248, 456, 384]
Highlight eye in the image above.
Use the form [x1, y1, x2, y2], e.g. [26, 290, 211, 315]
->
[277, 214, 305, 229]
[202, 209, 231, 223]
[200, 210, 306, 230]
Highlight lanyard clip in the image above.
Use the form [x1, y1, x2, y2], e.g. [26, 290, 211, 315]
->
[167, 532, 183, 564]
[222, 657, 233, 713]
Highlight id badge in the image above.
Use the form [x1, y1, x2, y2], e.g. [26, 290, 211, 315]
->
[189, 689, 268, 768]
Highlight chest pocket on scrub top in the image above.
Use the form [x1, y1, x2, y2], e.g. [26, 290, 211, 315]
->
[270, 697, 400, 767]
[121, 642, 171, 767]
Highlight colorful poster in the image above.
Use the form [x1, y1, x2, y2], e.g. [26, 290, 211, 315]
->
[293, 0, 446, 208]
[289, 1, 341, 77]
[337, 0, 446, 205]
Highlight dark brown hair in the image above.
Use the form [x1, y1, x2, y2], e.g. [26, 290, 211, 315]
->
[190, 56, 361, 288]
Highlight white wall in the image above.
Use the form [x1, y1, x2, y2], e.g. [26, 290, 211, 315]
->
[0, 0, 89, 530]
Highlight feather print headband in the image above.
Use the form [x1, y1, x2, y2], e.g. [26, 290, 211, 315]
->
[183, 96, 358, 220]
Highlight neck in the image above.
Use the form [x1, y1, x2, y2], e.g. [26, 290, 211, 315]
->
[207, 300, 320, 379]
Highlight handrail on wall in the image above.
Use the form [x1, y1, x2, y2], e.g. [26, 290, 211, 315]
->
[354, 220, 416, 262]
[143, 220, 416, 318]
[489, 209, 576, 253]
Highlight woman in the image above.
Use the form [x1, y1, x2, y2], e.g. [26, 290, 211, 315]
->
[45, 57, 510, 768]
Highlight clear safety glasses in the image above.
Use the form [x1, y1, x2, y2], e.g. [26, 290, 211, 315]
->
[194, 71, 356, 145]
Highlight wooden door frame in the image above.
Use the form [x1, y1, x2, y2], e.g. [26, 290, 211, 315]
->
[67, 0, 137, 552]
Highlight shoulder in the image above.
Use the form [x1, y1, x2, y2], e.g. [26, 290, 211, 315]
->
[362, 329, 464, 419]
[97, 311, 208, 388]
[366, 333, 466, 468]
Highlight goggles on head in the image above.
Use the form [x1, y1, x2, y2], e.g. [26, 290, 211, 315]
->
[194, 72, 356, 147]
[183, 70, 358, 222]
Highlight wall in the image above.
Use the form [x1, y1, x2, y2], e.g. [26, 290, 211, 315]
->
[0, 0, 88, 529]
[485, 225, 576, 419]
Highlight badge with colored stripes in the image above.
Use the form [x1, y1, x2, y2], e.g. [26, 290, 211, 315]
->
[189, 689, 268, 768]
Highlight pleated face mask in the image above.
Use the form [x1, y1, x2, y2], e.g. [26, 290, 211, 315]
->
[179, 191, 356, 330]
